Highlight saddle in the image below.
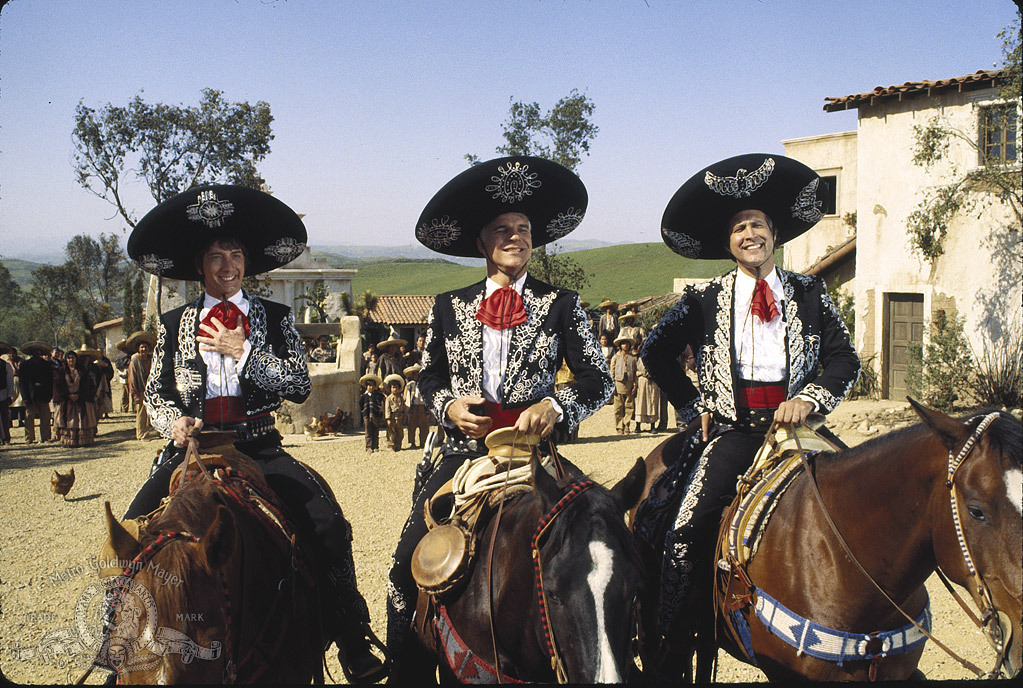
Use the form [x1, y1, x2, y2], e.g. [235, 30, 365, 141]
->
[411, 428, 548, 597]
[715, 422, 841, 641]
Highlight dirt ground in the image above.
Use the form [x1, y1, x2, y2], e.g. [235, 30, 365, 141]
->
[0, 397, 1003, 684]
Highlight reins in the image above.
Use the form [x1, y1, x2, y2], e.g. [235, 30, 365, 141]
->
[788, 413, 1005, 679]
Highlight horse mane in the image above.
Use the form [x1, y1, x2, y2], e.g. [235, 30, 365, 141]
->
[818, 408, 1021, 469]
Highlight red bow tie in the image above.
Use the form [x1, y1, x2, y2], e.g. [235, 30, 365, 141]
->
[200, 301, 250, 337]
[476, 286, 527, 330]
[751, 279, 779, 324]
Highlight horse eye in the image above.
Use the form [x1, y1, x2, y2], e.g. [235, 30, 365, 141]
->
[546, 590, 562, 605]
[967, 504, 988, 523]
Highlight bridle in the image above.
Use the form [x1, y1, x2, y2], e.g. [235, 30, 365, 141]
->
[530, 479, 595, 683]
[941, 411, 1013, 678]
[793, 411, 1013, 679]
[102, 456, 310, 684]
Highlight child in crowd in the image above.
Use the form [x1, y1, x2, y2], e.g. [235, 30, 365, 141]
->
[383, 374, 407, 452]
[358, 374, 384, 452]
[402, 364, 430, 449]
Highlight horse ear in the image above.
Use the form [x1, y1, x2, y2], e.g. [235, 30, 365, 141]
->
[908, 396, 969, 449]
[198, 505, 236, 573]
[610, 458, 647, 512]
[532, 453, 563, 509]
[104, 501, 141, 564]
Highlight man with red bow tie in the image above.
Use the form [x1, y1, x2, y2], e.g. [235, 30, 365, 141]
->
[636, 154, 860, 665]
[123, 185, 385, 683]
[385, 157, 613, 679]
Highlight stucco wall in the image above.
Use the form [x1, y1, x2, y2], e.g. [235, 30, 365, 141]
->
[853, 85, 1020, 369]
[782, 130, 859, 282]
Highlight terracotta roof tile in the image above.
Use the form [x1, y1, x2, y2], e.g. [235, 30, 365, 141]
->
[824, 69, 1004, 112]
[367, 295, 435, 326]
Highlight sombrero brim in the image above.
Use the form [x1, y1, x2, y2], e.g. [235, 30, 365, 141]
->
[661, 154, 826, 260]
[359, 374, 383, 387]
[126, 331, 157, 352]
[0, 342, 13, 355]
[383, 374, 405, 389]
[128, 184, 307, 280]
[378, 338, 407, 349]
[415, 156, 587, 257]
[613, 336, 635, 346]
[598, 300, 618, 309]
[20, 341, 50, 356]
[403, 364, 421, 376]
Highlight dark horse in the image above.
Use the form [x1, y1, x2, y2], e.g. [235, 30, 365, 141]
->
[411, 456, 647, 683]
[99, 443, 325, 683]
[633, 400, 1022, 681]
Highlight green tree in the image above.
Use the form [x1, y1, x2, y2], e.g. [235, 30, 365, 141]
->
[467, 90, 598, 292]
[907, 12, 1022, 261]
[122, 269, 146, 336]
[296, 283, 330, 322]
[906, 311, 973, 411]
[72, 88, 274, 228]
[0, 262, 25, 343]
[29, 264, 85, 346]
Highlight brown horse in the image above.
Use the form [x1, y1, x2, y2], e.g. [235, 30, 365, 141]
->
[634, 401, 1022, 681]
[411, 456, 647, 684]
[98, 445, 325, 683]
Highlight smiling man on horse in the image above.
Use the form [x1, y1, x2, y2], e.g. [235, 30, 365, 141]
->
[385, 156, 614, 681]
[123, 185, 386, 683]
[639, 154, 861, 665]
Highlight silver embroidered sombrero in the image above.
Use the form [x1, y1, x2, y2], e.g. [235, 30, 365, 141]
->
[127, 184, 307, 280]
[415, 156, 587, 257]
[660, 154, 826, 260]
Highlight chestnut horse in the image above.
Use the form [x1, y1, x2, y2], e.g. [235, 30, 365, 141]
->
[410, 456, 647, 684]
[633, 401, 1022, 681]
[99, 446, 325, 683]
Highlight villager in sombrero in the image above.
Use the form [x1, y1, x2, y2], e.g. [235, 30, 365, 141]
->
[386, 156, 612, 674]
[125, 330, 157, 353]
[20, 341, 51, 357]
[639, 153, 859, 643]
[415, 156, 587, 257]
[660, 153, 827, 260]
[127, 184, 307, 280]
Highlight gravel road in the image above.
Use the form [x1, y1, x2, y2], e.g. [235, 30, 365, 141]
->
[0, 399, 1001, 684]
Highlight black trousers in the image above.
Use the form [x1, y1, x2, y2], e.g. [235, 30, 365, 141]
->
[659, 426, 763, 636]
[124, 434, 370, 639]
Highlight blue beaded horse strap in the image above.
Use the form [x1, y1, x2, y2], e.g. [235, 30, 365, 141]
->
[752, 588, 931, 666]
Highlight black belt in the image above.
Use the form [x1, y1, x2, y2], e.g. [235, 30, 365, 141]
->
[204, 414, 278, 442]
[731, 407, 778, 433]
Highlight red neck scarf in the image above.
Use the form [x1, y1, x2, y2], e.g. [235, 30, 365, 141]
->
[476, 286, 527, 330]
[200, 300, 250, 338]
[751, 279, 779, 324]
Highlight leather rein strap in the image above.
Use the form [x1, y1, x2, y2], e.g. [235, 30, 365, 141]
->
[789, 415, 1003, 678]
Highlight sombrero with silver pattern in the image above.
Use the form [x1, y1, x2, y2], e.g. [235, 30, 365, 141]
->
[127, 184, 307, 280]
[415, 156, 587, 257]
[660, 154, 827, 260]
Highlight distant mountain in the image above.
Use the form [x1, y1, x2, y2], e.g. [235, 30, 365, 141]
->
[308, 238, 622, 266]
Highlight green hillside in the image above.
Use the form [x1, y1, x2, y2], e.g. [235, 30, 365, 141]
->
[1, 258, 45, 288]
[321, 243, 736, 303]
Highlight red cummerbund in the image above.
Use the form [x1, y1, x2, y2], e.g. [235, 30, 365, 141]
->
[204, 396, 250, 424]
[737, 383, 787, 409]
[481, 400, 525, 431]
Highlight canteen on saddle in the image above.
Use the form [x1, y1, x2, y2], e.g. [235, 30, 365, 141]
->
[412, 428, 551, 597]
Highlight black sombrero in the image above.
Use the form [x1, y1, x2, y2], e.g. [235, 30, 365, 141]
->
[660, 154, 826, 260]
[128, 184, 307, 280]
[415, 156, 587, 257]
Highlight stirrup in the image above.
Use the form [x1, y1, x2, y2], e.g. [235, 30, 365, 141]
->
[337, 625, 388, 684]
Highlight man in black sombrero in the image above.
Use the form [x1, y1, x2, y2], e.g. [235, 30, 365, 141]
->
[385, 156, 613, 679]
[638, 154, 859, 657]
[124, 184, 385, 682]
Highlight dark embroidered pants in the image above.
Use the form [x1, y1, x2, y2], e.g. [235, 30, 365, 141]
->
[123, 434, 371, 639]
[659, 428, 762, 636]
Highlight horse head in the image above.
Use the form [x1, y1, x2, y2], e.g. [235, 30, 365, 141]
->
[101, 485, 240, 684]
[910, 399, 1022, 678]
[528, 455, 645, 683]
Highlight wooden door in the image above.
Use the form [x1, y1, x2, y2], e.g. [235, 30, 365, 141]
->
[886, 293, 924, 400]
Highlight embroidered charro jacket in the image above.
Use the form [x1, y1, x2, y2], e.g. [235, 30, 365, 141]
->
[640, 268, 858, 425]
[144, 292, 311, 438]
[419, 275, 613, 455]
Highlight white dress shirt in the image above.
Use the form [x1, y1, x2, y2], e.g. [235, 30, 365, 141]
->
[733, 268, 787, 382]
[199, 291, 252, 399]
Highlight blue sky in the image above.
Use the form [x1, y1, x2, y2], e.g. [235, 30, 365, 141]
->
[0, 0, 1017, 261]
